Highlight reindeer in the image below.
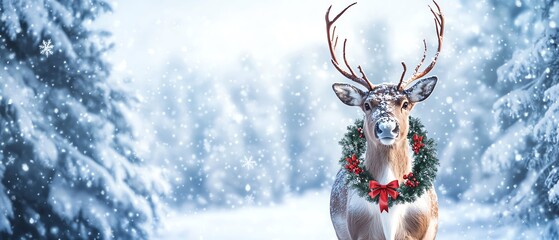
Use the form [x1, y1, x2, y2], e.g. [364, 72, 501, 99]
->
[326, 1, 444, 240]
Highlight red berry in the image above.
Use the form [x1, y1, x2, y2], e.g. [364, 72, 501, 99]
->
[408, 173, 413, 177]
[403, 174, 408, 179]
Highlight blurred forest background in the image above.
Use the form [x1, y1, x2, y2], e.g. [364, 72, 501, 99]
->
[0, 0, 558, 239]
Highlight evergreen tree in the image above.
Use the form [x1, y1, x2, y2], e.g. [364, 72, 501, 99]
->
[478, 0, 559, 237]
[0, 0, 167, 239]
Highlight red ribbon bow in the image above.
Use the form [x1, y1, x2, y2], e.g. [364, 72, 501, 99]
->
[368, 180, 399, 213]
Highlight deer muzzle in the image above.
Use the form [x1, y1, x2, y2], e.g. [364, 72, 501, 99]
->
[374, 117, 400, 145]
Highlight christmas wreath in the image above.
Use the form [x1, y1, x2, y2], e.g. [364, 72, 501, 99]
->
[339, 116, 439, 212]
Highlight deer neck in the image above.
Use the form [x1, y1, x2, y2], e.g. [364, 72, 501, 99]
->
[364, 140, 411, 183]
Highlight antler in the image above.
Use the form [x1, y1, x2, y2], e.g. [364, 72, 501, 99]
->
[397, 0, 444, 90]
[326, 2, 374, 91]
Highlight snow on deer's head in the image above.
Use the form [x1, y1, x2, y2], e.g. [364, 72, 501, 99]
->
[325, 1, 443, 146]
[333, 79, 437, 146]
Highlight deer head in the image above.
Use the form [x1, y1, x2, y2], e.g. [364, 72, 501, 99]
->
[326, 1, 444, 146]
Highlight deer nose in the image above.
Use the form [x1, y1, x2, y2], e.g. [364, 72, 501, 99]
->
[375, 118, 399, 139]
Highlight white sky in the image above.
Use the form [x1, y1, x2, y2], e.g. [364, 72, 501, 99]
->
[97, 0, 464, 82]
[94, 0, 475, 171]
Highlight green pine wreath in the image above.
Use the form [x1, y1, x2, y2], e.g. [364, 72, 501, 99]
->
[339, 116, 439, 208]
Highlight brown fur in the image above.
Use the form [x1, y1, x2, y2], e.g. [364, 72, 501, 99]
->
[403, 205, 430, 239]
[429, 189, 439, 218]
[363, 85, 412, 182]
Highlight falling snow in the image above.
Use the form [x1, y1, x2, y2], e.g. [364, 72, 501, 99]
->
[241, 156, 257, 170]
[39, 39, 53, 57]
[244, 194, 255, 205]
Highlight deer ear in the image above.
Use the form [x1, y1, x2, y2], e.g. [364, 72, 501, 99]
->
[332, 83, 366, 106]
[405, 76, 437, 103]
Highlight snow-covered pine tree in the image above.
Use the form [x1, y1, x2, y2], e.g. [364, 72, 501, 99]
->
[0, 1, 168, 239]
[479, 0, 559, 237]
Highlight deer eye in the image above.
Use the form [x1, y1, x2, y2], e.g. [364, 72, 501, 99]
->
[402, 101, 409, 110]
[364, 103, 371, 111]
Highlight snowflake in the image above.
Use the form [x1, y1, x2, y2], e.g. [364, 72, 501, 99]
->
[6, 156, 15, 165]
[244, 194, 255, 205]
[241, 156, 257, 169]
[39, 39, 54, 57]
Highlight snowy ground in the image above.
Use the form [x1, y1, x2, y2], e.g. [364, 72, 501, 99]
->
[157, 190, 540, 239]
[158, 191, 336, 240]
